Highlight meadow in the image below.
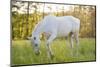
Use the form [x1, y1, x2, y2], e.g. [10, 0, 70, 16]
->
[11, 38, 96, 66]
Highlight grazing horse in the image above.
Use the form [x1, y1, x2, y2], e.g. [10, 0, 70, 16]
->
[29, 15, 80, 58]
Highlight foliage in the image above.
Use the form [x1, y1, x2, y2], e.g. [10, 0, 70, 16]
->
[11, 1, 96, 40]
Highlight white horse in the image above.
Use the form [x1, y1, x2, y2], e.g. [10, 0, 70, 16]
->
[30, 15, 80, 58]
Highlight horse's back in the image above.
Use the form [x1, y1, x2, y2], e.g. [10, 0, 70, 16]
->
[56, 16, 80, 36]
[42, 15, 80, 37]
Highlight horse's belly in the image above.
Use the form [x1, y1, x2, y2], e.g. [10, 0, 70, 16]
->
[57, 22, 72, 37]
[57, 28, 71, 37]
[57, 29, 70, 37]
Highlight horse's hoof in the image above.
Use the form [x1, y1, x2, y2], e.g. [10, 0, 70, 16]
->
[35, 51, 40, 56]
[50, 54, 54, 59]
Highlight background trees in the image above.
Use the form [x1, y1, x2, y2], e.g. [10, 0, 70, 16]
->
[11, 1, 96, 40]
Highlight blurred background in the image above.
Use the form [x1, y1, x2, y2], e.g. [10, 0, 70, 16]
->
[11, 1, 96, 40]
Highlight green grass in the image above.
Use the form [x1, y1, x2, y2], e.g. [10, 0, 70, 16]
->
[11, 38, 96, 65]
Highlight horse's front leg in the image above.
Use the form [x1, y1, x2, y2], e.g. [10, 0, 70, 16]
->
[46, 33, 57, 59]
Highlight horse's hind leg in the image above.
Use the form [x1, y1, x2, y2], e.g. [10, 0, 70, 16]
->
[69, 32, 74, 56]
[74, 32, 79, 56]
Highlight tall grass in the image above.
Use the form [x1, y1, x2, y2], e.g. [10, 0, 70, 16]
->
[11, 38, 96, 65]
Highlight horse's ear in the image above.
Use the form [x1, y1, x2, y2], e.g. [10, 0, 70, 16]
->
[34, 37, 36, 40]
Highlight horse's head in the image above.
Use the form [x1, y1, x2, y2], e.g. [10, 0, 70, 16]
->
[31, 35, 41, 55]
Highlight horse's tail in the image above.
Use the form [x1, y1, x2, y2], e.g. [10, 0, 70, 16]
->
[26, 37, 32, 40]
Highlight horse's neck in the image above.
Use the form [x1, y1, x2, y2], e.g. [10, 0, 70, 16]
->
[32, 21, 44, 36]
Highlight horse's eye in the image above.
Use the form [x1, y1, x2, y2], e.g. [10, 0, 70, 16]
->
[34, 37, 36, 40]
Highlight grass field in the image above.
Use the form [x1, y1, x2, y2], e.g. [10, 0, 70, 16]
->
[11, 38, 96, 66]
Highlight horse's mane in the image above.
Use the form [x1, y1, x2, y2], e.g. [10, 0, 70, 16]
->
[32, 15, 56, 35]
[32, 19, 45, 36]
